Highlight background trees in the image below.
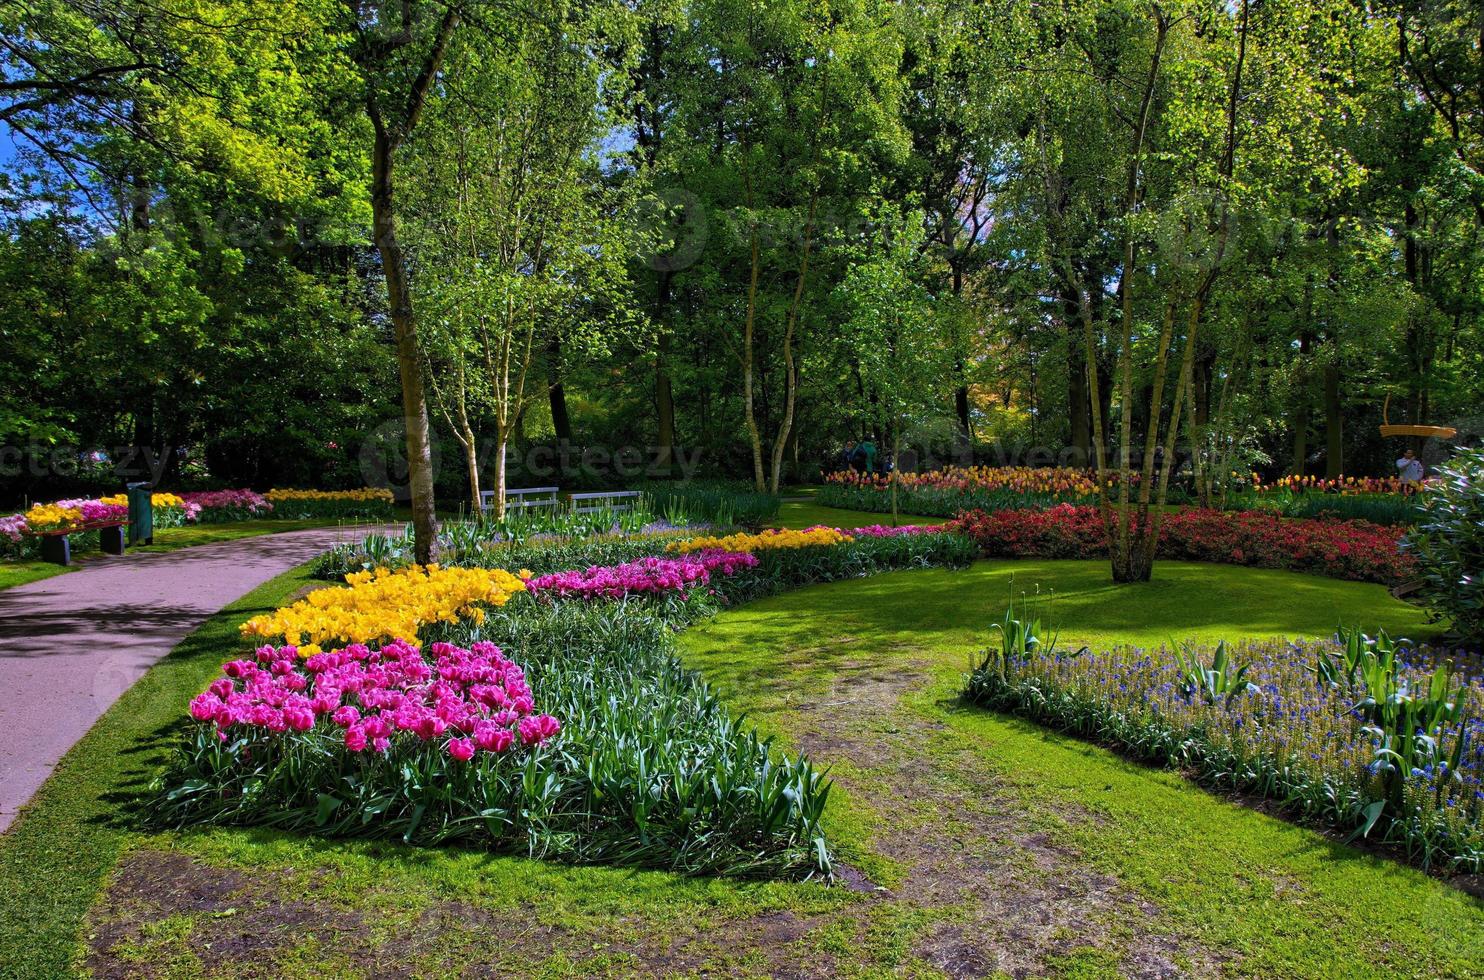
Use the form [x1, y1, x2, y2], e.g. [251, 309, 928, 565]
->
[1, 0, 1482, 541]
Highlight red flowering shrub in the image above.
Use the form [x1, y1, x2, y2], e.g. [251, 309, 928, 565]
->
[952, 504, 1414, 585]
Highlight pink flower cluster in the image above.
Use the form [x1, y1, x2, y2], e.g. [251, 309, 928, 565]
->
[56, 499, 130, 523]
[0, 514, 28, 542]
[524, 549, 759, 600]
[189, 638, 560, 760]
[821, 523, 941, 538]
[181, 489, 272, 517]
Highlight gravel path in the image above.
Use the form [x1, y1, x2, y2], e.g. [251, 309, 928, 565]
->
[0, 525, 382, 832]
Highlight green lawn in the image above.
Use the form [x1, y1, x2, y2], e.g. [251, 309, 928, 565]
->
[679, 561, 1476, 977]
[136, 519, 344, 552]
[3, 557, 1477, 977]
[0, 559, 72, 591]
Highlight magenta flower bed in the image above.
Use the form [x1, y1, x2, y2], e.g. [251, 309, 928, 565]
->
[181, 489, 273, 519]
[189, 637, 560, 759]
[833, 523, 943, 538]
[524, 549, 759, 600]
[952, 504, 1413, 584]
[55, 499, 130, 524]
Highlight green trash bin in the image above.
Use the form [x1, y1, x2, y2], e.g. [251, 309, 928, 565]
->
[126, 483, 154, 545]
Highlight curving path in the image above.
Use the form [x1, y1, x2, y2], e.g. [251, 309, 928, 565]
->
[0, 525, 383, 832]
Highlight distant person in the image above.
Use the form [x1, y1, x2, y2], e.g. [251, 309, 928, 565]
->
[1397, 448, 1424, 491]
[850, 441, 867, 474]
[837, 441, 856, 474]
[860, 438, 878, 475]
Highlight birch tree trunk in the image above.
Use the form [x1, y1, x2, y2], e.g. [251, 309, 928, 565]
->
[371, 126, 440, 564]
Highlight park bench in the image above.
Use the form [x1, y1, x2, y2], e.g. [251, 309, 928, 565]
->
[29, 520, 127, 566]
[478, 486, 561, 512]
[569, 490, 642, 514]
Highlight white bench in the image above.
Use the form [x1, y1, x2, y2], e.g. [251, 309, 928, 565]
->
[569, 490, 642, 514]
[479, 486, 561, 512]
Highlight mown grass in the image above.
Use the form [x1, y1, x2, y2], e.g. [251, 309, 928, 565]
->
[136, 519, 341, 552]
[679, 560, 1481, 977]
[5, 555, 1477, 977]
[0, 559, 71, 591]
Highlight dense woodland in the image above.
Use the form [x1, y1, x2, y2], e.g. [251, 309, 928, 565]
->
[2, 0, 1482, 510]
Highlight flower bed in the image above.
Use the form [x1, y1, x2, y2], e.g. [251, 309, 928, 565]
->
[820, 522, 941, 538]
[1247, 473, 1416, 496]
[1228, 475, 1426, 526]
[3, 489, 280, 554]
[240, 564, 527, 653]
[820, 465, 1104, 516]
[0, 498, 130, 557]
[265, 487, 396, 520]
[952, 504, 1413, 584]
[524, 549, 758, 601]
[668, 526, 852, 554]
[964, 632, 1483, 871]
[180, 489, 273, 522]
[157, 522, 978, 877]
[189, 638, 558, 757]
[165, 637, 563, 846]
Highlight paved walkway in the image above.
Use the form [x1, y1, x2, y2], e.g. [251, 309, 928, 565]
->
[0, 525, 384, 832]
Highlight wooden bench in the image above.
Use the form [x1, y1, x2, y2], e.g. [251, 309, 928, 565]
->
[478, 486, 561, 513]
[29, 520, 127, 565]
[569, 490, 642, 514]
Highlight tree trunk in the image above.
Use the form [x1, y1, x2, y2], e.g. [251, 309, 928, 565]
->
[655, 272, 677, 477]
[464, 436, 482, 516]
[1291, 331, 1311, 476]
[1066, 292, 1091, 463]
[767, 59, 830, 496]
[371, 127, 438, 563]
[547, 335, 572, 442]
[742, 225, 766, 491]
[954, 372, 972, 449]
[1324, 361, 1342, 478]
[492, 424, 509, 521]
[1106, 10, 1170, 584]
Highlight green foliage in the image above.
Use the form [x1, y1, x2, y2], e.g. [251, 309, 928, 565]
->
[1174, 640, 1256, 709]
[1405, 448, 1484, 641]
[641, 480, 781, 528]
[1237, 491, 1425, 527]
[1327, 626, 1472, 821]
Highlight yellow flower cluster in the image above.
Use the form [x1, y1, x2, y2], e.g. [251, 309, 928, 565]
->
[98, 492, 187, 510]
[240, 564, 526, 651]
[668, 526, 852, 554]
[23, 503, 82, 529]
[265, 488, 395, 503]
[1252, 474, 1409, 496]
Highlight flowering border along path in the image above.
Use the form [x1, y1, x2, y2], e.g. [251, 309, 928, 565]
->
[0, 524, 394, 831]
